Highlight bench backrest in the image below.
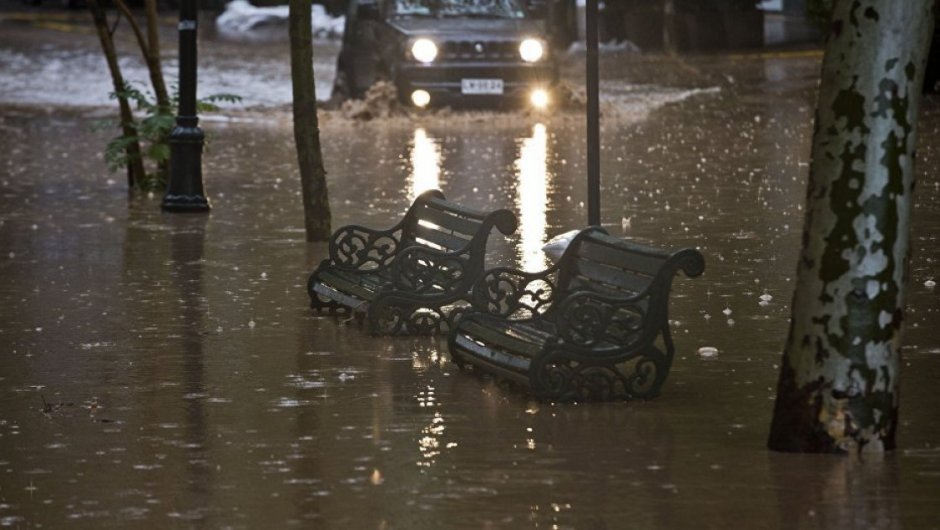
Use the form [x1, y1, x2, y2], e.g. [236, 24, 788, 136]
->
[400, 190, 517, 255]
[555, 228, 705, 324]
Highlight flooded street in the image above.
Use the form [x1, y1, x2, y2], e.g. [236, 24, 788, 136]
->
[1, 8, 940, 529]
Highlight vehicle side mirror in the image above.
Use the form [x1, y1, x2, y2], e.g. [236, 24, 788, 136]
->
[356, 0, 380, 20]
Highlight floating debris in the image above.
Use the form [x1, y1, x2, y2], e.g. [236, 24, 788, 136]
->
[621, 216, 633, 231]
[926, 279, 936, 288]
[697, 346, 719, 358]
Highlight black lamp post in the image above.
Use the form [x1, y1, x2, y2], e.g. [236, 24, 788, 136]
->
[586, 0, 600, 226]
[162, 0, 210, 213]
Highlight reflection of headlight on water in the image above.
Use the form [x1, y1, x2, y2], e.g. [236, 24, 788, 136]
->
[411, 90, 431, 108]
[411, 39, 438, 63]
[530, 88, 549, 109]
[519, 38, 544, 62]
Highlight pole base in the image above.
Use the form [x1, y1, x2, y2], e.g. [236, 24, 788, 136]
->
[162, 193, 210, 213]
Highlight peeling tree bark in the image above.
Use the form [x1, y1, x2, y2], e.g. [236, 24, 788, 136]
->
[289, 0, 332, 241]
[768, 0, 934, 454]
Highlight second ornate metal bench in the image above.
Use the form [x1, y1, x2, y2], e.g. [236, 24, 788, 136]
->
[447, 227, 704, 401]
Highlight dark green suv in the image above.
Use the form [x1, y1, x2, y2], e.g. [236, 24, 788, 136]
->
[335, 0, 559, 109]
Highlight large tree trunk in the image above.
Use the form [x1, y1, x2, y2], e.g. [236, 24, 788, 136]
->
[289, 0, 332, 241]
[87, 0, 146, 189]
[768, 0, 934, 454]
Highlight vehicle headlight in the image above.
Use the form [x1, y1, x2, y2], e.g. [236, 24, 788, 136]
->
[519, 38, 544, 63]
[411, 39, 438, 63]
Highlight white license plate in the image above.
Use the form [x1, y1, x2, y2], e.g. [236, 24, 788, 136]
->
[461, 78, 504, 95]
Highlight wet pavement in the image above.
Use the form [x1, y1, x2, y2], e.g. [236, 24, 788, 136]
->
[1, 8, 940, 529]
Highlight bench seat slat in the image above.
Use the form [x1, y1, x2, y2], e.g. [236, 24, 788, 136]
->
[577, 239, 668, 278]
[413, 223, 471, 252]
[317, 269, 389, 302]
[453, 334, 532, 373]
[313, 283, 367, 311]
[426, 196, 488, 222]
[570, 258, 653, 295]
[416, 204, 483, 239]
[458, 317, 551, 357]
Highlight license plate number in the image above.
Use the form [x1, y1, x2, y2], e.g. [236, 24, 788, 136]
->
[461, 79, 504, 95]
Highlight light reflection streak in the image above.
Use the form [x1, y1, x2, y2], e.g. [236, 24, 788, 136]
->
[516, 123, 550, 271]
[409, 128, 441, 201]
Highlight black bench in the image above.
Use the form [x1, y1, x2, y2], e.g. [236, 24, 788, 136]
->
[447, 227, 704, 401]
[307, 190, 518, 335]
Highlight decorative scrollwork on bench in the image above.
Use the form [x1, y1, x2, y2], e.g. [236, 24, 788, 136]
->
[530, 349, 665, 402]
[393, 247, 469, 295]
[369, 299, 448, 336]
[555, 293, 647, 349]
[330, 225, 401, 271]
[473, 267, 559, 319]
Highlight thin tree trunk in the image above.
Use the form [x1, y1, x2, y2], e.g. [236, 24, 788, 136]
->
[143, 0, 170, 183]
[289, 0, 332, 241]
[768, 0, 934, 454]
[662, 0, 678, 54]
[114, 0, 172, 183]
[143, 0, 169, 108]
[87, 0, 145, 188]
[113, 0, 169, 107]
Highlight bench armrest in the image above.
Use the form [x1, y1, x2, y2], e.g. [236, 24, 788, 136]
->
[469, 263, 563, 319]
[388, 244, 473, 295]
[554, 291, 651, 349]
[328, 223, 404, 272]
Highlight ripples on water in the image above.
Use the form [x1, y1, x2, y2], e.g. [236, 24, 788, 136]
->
[0, 16, 939, 528]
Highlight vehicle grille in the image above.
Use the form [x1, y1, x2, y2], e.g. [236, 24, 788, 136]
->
[440, 41, 518, 61]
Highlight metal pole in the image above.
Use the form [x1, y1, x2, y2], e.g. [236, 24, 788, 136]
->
[585, 0, 600, 226]
[162, 0, 210, 213]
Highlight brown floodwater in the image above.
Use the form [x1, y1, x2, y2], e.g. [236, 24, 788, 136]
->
[1, 10, 939, 529]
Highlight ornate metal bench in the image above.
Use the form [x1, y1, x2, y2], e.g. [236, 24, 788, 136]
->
[307, 190, 518, 335]
[447, 227, 704, 401]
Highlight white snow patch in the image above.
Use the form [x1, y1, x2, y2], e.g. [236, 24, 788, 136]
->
[215, 0, 344, 39]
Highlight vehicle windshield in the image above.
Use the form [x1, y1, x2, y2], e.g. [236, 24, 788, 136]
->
[393, 0, 526, 18]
